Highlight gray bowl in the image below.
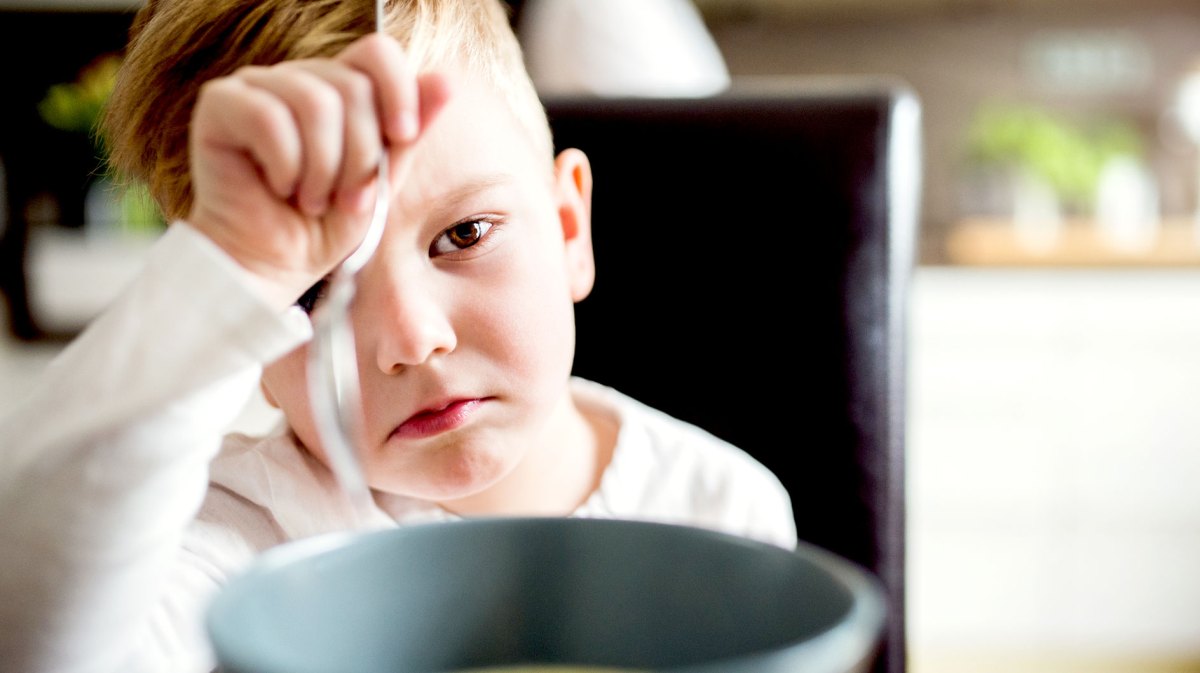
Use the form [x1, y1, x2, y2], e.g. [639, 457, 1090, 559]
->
[207, 517, 885, 673]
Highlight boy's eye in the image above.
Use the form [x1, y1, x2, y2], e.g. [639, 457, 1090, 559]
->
[296, 277, 330, 314]
[430, 219, 495, 256]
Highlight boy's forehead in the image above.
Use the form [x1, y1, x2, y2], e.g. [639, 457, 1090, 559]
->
[408, 70, 549, 178]
[401, 71, 553, 205]
[438, 59, 552, 148]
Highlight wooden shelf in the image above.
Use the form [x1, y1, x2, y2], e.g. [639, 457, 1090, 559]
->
[945, 217, 1200, 267]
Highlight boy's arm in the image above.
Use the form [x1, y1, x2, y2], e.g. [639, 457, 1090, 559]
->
[0, 222, 308, 673]
[0, 33, 449, 672]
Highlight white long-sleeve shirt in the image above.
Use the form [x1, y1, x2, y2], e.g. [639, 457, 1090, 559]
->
[0, 223, 796, 673]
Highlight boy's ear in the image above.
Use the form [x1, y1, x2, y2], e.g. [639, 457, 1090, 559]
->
[553, 148, 595, 302]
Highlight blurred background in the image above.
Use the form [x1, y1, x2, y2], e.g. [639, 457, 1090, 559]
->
[3, 0, 1200, 671]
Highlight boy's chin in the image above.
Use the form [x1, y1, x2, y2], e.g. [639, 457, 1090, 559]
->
[368, 453, 521, 511]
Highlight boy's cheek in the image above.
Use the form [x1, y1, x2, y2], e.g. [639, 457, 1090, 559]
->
[263, 347, 344, 470]
[261, 349, 315, 431]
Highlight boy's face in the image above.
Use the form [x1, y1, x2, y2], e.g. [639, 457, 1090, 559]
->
[260, 67, 595, 508]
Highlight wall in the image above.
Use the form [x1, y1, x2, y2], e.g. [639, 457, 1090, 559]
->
[701, 1, 1200, 264]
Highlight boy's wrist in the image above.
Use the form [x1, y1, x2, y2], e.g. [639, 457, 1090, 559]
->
[230, 266, 310, 312]
[177, 219, 311, 311]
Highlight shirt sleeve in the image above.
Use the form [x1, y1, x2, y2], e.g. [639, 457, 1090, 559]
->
[0, 222, 310, 673]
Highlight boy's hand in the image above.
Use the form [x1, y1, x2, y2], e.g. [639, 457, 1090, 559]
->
[187, 33, 450, 309]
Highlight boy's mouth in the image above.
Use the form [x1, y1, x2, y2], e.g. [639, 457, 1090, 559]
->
[391, 398, 486, 440]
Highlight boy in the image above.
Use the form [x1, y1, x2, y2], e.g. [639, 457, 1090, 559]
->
[0, 0, 796, 671]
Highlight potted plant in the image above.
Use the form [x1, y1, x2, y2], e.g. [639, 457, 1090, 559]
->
[38, 54, 165, 239]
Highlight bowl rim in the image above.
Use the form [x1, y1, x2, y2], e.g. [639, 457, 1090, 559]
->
[207, 517, 887, 673]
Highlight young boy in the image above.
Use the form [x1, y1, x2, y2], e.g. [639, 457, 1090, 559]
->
[0, 0, 796, 671]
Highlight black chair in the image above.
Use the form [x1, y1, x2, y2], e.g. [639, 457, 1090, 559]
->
[546, 78, 921, 673]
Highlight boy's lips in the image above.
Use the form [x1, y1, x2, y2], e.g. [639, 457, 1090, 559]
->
[390, 398, 487, 440]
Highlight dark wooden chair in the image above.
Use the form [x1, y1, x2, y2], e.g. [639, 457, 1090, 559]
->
[546, 78, 921, 673]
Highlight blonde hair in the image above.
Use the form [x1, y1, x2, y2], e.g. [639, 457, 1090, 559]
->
[102, 0, 551, 220]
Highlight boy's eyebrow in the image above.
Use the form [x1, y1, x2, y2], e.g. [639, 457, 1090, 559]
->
[425, 174, 514, 214]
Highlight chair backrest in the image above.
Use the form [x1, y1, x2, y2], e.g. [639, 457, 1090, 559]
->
[545, 77, 921, 673]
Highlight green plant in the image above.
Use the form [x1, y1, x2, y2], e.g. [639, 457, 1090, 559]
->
[37, 55, 121, 135]
[37, 54, 165, 234]
[965, 102, 1144, 213]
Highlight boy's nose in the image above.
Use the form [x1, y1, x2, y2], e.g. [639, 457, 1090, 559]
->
[366, 272, 457, 374]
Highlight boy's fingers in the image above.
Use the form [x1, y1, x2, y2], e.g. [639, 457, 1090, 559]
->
[194, 78, 301, 200]
[384, 72, 454, 197]
[201, 38, 450, 221]
[285, 60, 384, 213]
[338, 33, 417, 144]
[239, 65, 345, 216]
